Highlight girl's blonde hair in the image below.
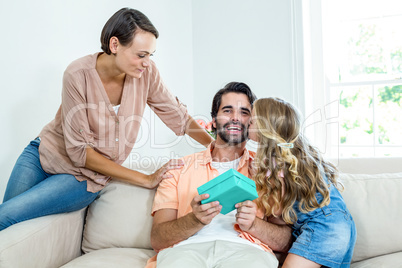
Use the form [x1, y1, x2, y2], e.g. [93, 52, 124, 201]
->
[253, 98, 339, 224]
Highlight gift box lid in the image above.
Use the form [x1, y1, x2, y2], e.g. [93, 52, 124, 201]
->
[197, 169, 258, 214]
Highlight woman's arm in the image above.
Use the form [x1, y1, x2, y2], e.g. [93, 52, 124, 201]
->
[85, 147, 183, 189]
[84, 115, 210, 189]
[185, 115, 214, 147]
[146, 61, 213, 148]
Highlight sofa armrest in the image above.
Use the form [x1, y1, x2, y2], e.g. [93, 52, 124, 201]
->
[0, 208, 86, 267]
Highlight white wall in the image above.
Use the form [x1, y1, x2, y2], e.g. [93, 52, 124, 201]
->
[0, 0, 297, 200]
[192, 0, 295, 120]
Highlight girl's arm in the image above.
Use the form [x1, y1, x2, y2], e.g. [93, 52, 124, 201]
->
[235, 201, 292, 252]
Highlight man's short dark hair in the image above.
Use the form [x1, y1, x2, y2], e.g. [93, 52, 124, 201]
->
[210, 82, 257, 133]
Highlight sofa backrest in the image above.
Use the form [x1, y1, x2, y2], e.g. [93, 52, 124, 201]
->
[82, 181, 155, 253]
[332, 157, 402, 174]
[336, 157, 402, 262]
[340, 172, 402, 262]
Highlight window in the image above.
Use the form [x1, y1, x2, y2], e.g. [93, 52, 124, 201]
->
[303, 0, 402, 158]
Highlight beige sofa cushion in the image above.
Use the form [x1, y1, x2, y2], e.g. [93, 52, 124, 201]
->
[350, 251, 402, 268]
[0, 209, 85, 268]
[340, 172, 402, 262]
[82, 181, 156, 253]
[61, 248, 155, 268]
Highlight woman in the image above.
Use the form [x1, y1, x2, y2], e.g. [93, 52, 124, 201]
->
[249, 98, 356, 268]
[0, 8, 213, 231]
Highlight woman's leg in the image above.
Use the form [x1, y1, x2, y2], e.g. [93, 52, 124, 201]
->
[3, 139, 48, 202]
[0, 173, 98, 231]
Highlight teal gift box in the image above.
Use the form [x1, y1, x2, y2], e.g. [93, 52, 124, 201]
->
[197, 169, 259, 215]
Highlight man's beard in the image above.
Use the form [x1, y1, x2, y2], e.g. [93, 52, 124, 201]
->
[216, 121, 249, 146]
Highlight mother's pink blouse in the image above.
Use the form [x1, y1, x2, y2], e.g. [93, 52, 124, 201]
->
[38, 53, 188, 192]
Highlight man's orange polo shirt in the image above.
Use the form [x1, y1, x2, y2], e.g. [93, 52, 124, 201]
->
[147, 144, 273, 268]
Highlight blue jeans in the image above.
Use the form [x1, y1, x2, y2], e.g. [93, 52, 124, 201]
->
[0, 138, 99, 231]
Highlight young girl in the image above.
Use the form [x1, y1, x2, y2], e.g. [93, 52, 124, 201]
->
[249, 97, 356, 268]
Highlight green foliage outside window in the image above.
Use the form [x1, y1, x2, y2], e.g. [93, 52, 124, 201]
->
[338, 21, 402, 151]
[378, 85, 402, 106]
[340, 85, 401, 145]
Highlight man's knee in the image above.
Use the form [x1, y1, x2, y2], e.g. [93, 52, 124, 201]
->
[218, 245, 278, 268]
[157, 246, 208, 268]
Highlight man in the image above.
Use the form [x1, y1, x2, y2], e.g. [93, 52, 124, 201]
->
[147, 82, 292, 268]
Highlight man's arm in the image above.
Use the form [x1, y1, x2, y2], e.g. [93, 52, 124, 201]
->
[235, 201, 292, 252]
[151, 209, 202, 251]
[151, 194, 221, 251]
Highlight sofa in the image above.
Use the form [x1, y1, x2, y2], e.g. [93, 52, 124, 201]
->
[1, 157, 402, 268]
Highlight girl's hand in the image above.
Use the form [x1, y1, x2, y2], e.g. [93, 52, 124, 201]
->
[235, 200, 257, 232]
[146, 159, 184, 188]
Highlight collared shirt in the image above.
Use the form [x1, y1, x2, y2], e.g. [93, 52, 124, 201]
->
[152, 144, 254, 217]
[148, 144, 273, 267]
[38, 53, 188, 192]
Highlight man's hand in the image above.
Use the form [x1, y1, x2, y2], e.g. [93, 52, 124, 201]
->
[235, 200, 257, 232]
[151, 194, 221, 251]
[191, 194, 222, 225]
[147, 159, 184, 189]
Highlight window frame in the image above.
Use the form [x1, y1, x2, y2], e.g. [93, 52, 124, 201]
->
[299, 0, 402, 158]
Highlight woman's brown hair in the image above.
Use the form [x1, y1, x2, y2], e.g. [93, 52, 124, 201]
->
[100, 8, 159, 55]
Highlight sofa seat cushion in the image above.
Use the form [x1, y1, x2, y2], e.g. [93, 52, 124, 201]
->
[82, 181, 156, 252]
[61, 248, 156, 268]
[350, 251, 402, 268]
[340, 172, 402, 262]
[0, 209, 85, 268]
